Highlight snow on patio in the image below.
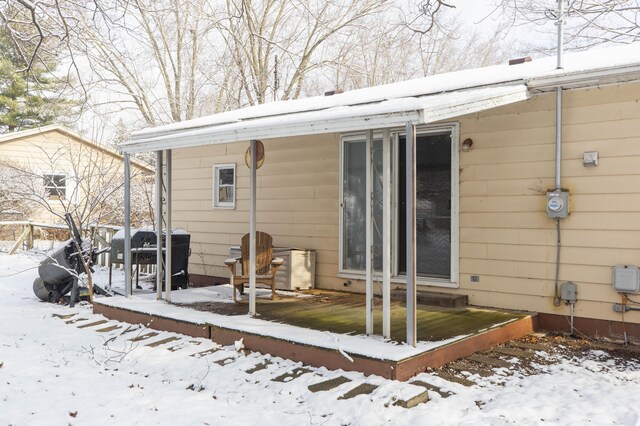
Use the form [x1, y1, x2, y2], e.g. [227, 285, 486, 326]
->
[96, 264, 526, 364]
[1, 251, 640, 425]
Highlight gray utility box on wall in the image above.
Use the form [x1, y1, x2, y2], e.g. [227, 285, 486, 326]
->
[229, 247, 316, 291]
[613, 265, 640, 293]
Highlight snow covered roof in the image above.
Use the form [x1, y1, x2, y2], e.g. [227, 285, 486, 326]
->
[123, 43, 640, 154]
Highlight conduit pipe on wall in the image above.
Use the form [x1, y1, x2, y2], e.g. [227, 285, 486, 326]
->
[553, 0, 565, 306]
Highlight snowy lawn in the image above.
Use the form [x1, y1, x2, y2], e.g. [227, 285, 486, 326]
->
[1, 251, 640, 425]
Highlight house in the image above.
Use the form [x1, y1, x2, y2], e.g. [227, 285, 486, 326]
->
[118, 42, 640, 344]
[0, 125, 153, 229]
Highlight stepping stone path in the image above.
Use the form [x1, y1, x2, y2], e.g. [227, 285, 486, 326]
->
[52, 313, 76, 320]
[467, 354, 512, 369]
[272, 367, 312, 383]
[308, 376, 351, 393]
[493, 346, 534, 359]
[435, 372, 476, 387]
[78, 320, 109, 329]
[65, 318, 89, 325]
[190, 347, 220, 358]
[214, 357, 236, 366]
[96, 325, 122, 333]
[146, 337, 180, 348]
[338, 383, 378, 400]
[410, 380, 453, 399]
[448, 362, 493, 377]
[120, 325, 142, 335]
[167, 343, 188, 352]
[51, 311, 554, 411]
[392, 387, 429, 409]
[508, 341, 548, 351]
[128, 332, 160, 342]
[245, 361, 271, 374]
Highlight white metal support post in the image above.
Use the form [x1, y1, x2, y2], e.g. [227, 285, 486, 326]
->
[382, 129, 391, 339]
[249, 139, 257, 316]
[365, 129, 374, 335]
[165, 149, 172, 302]
[155, 150, 164, 300]
[124, 153, 132, 298]
[405, 123, 417, 347]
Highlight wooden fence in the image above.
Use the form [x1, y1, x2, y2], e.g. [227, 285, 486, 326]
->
[0, 221, 155, 273]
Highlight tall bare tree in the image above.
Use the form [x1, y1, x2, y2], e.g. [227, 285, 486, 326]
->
[323, 2, 517, 93]
[67, 0, 217, 126]
[213, 0, 389, 105]
[3, 0, 533, 132]
[494, 0, 640, 48]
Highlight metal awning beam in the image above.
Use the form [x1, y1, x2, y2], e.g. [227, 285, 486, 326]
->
[123, 111, 423, 154]
[122, 85, 529, 154]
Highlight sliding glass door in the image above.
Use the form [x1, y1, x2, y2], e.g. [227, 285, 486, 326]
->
[340, 128, 455, 282]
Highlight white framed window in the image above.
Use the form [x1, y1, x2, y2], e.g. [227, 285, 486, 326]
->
[338, 124, 459, 288]
[43, 173, 66, 199]
[213, 164, 236, 208]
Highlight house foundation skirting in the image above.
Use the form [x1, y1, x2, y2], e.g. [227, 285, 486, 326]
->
[538, 313, 640, 343]
[93, 303, 210, 338]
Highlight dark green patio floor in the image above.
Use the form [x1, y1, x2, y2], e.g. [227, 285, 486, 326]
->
[181, 290, 526, 343]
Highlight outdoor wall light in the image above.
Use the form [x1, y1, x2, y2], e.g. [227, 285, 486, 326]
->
[461, 138, 473, 152]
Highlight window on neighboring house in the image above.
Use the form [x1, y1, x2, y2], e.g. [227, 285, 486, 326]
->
[213, 164, 236, 208]
[43, 174, 66, 199]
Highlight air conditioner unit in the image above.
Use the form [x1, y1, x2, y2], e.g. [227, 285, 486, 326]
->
[228, 247, 316, 291]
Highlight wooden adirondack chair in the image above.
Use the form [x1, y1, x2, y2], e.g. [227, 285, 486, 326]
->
[224, 232, 284, 303]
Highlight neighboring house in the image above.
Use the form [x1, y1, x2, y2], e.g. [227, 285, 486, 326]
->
[0, 125, 153, 227]
[121, 43, 640, 341]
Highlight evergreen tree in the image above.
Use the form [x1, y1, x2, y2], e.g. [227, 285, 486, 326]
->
[0, 26, 74, 133]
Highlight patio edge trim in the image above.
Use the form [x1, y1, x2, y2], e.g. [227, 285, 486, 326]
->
[93, 301, 537, 381]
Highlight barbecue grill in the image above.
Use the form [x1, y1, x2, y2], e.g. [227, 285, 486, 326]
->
[109, 227, 190, 290]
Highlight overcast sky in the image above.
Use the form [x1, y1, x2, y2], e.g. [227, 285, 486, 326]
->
[455, 0, 560, 56]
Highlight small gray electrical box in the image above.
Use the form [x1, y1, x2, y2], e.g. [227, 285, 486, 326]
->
[613, 265, 640, 293]
[560, 282, 577, 303]
[583, 151, 599, 167]
[546, 189, 569, 219]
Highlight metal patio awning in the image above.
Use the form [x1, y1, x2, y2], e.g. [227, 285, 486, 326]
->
[121, 81, 530, 344]
[121, 84, 529, 153]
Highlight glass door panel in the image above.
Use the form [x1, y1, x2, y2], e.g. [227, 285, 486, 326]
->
[342, 138, 383, 271]
[398, 132, 451, 279]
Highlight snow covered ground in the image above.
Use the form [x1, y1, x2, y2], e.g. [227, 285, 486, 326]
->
[1, 251, 640, 425]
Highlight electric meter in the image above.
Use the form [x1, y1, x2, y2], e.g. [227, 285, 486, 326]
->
[546, 190, 569, 219]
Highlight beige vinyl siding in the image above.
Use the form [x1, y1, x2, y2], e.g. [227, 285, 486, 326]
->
[173, 81, 640, 325]
[172, 133, 341, 287]
[455, 81, 640, 323]
[0, 129, 150, 224]
[0, 132, 87, 223]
